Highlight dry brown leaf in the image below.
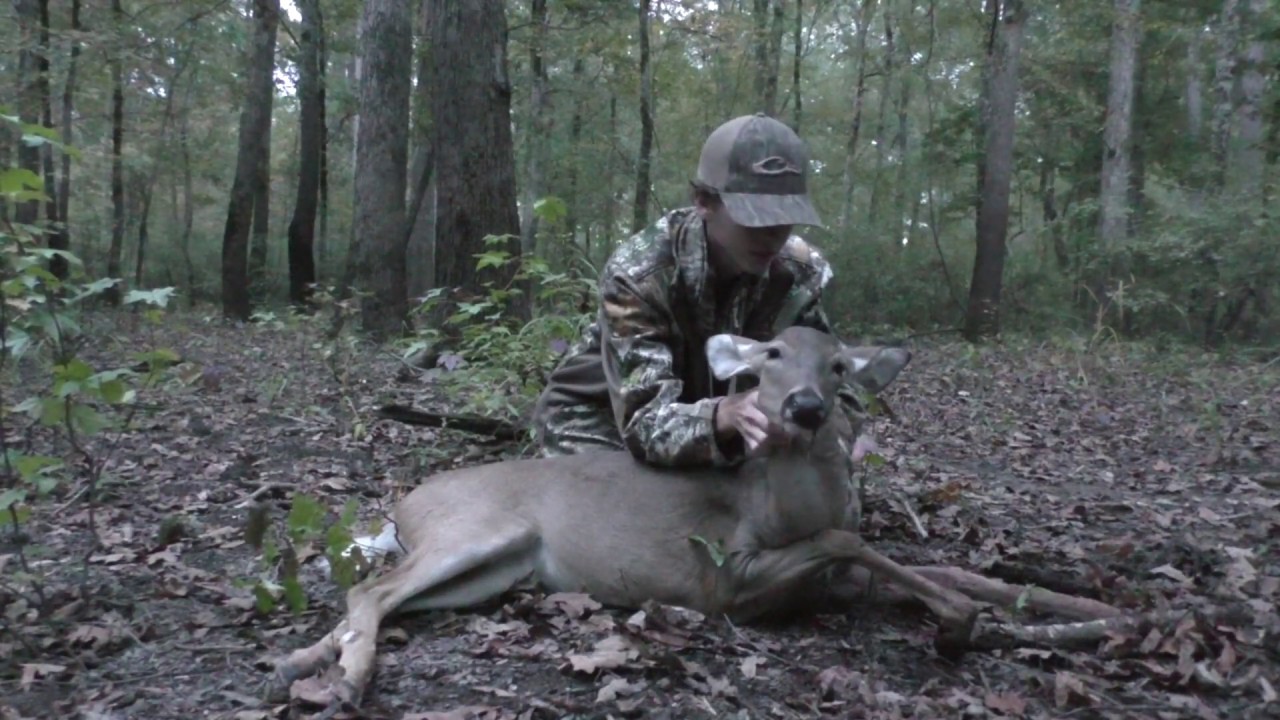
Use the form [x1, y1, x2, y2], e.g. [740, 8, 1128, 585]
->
[740, 655, 762, 679]
[565, 634, 639, 674]
[20, 663, 65, 690]
[596, 676, 646, 703]
[984, 692, 1028, 717]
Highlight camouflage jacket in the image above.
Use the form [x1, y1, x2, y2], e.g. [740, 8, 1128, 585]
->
[569, 207, 847, 468]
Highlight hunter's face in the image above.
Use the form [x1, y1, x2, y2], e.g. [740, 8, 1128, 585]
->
[698, 200, 792, 276]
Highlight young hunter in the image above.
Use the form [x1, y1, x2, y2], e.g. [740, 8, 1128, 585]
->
[533, 113, 874, 469]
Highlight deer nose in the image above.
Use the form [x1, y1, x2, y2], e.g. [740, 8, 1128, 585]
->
[783, 389, 826, 430]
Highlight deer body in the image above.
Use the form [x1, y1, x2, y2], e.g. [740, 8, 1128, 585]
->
[273, 327, 984, 709]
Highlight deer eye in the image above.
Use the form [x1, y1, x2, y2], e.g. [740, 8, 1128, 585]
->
[832, 361, 848, 376]
[765, 346, 782, 360]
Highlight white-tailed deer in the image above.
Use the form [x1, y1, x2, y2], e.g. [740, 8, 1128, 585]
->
[270, 326, 1116, 710]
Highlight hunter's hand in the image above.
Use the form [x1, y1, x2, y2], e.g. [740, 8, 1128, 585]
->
[714, 390, 770, 452]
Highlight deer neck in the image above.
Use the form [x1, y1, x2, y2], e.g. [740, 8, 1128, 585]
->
[742, 419, 855, 547]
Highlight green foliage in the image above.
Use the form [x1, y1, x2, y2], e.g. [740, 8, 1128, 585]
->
[409, 230, 593, 423]
[0, 112, 181, 604]
[243, 494, 363, 615]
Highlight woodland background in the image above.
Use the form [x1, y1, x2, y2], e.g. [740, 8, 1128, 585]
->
[1, 2, 1278, 718]
[4, 0, 1277, 350]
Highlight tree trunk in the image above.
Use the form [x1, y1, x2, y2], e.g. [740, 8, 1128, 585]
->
[428, 0, 523, 322]
[564, 57, 585, 246]
[791, 0, 803, 132]
[351, 0, 413, 338]
[134, 183, 152, 287]
[317, 35, 331, 276]
[891, 2, 914, 249]
[55, 0, 81, 275]
[632, 0, 654, 233]
[106, 0, 126, 304]
[220, 0, 279, 321]
[839, 0, 877, 229]
[962, 0, 1027, 342]
[1095, 0, 1141, 297]
[519, 0, 552, 259]
[180, 75, 197, 305]
[350, 0, 409, 335]
[1186, 28, 1204, 144]
[868, 3, 895, 227]
[404, 0, 435, 304]
[287, 0, 324, 308]
[1233, 0, 1266, 204]
[34, 0, 66, 278]
[14, 0, 42, 229]
[249, 128, 272, 296]
[1210, 0, 1240, 186]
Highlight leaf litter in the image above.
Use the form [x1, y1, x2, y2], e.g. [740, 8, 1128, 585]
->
[0, 314, 1275, 719]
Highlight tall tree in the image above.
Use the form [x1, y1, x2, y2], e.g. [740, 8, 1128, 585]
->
[840, 0, 878, 229]
[220, 0, 280, 320]
[791, 0, 803, 132]
[632, 0, 654, 233]
[106, 0, 126, 304]
[962, 0, 1027, 341]
[520, 0, 552, 258]
[1209, 0, 1240, 185]
[249, 130, 272, 295]
[55, 0, 81, 275]
[429, 0, 523, 320]
[35, 0, 66, 278]
[404, 0, 435, 302]
[1233, 0, 1267, 203]
[752, 0, 786, 116]
[14, 0, 42, 228]
[352, 0, 412, 338]
[287, 0, 324, 307]
[1096, 0, 1142, 295]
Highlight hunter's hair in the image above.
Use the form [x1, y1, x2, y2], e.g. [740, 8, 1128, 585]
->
[690, 180, 722, 209]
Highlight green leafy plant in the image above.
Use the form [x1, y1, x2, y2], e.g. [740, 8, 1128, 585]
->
[408, 214, 594, 422]
[0, 113, 179, 608]
[243, 494, 363, 615]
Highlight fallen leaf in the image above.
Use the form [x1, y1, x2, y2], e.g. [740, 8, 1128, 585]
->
[540, 592, 601, 619]
[1053, 671, 1091, 709]
[1259, 676, 1277, 703]
[565, 635, 639, 674]
[20, 663, 65, 690]
[596, 676, 646, 703]
[984, 692, 1027, 716]
[740, 655, 762, 679]
[1150, 564, 1191, 584]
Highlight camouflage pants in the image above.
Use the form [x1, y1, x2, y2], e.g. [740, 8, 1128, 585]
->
[532, 342, 626, 457]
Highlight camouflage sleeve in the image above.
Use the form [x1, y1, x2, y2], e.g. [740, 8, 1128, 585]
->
[598, 274, 738, 469]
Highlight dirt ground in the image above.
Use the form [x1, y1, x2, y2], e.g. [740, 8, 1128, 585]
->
[0, 311, 1276, 720]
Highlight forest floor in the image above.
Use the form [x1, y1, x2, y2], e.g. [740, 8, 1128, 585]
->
[0, 309, 1277, 720]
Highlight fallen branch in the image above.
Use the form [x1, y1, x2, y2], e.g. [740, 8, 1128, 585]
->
[376, 404, 521, 442]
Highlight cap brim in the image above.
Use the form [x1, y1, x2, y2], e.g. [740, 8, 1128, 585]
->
[721, 192, 824, 228]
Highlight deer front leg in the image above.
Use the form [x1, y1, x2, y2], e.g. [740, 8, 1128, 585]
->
[814, 529, 986, 631]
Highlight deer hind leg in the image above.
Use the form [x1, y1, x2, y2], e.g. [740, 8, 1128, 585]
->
[272, 517, 540, 708]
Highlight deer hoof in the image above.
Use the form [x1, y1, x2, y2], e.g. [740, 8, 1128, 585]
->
[314, 680, 363, 719]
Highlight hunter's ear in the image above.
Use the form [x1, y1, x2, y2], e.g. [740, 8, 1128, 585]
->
[843, 346, 911, 394]
[706, 334, 765, 381]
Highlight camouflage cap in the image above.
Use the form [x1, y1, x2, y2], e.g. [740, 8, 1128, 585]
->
[695, 113, 823, 228]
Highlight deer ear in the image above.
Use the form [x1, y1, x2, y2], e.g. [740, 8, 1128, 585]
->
[844, 346, 911, 393]
[706, 334, 764, 380]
